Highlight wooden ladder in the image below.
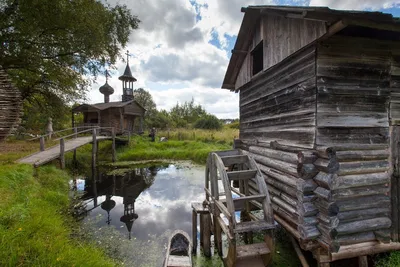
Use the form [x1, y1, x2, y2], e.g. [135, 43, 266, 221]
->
[205, 150, 275, 267]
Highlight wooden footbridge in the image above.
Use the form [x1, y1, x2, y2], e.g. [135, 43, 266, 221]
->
[17, 127, 119, 168]
[192, 150, 276, 267]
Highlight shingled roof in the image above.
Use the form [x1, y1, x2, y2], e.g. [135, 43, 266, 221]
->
[0, 66, 21, 141]
[72, 100, 146, 112]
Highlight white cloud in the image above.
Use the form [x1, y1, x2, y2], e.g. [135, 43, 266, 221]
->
[87, 0, 247, 119]
[87, 0, 399, 120]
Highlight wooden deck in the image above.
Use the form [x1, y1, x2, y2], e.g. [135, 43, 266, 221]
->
[18, 135, 111, 167]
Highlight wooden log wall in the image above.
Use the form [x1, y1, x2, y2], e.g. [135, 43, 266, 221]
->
[239, 46, 317, 148]
[237, 34, 400, 254]
[240, 141, 321, 250]
[314, 35, 397, 250]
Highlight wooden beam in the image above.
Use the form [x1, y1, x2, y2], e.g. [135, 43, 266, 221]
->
[318, 20, 348, 42]
[343, 18, 400, 32]
[231, 49, 248, 54]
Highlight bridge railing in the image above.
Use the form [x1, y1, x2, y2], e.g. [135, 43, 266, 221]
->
[30, 126, 115, 153]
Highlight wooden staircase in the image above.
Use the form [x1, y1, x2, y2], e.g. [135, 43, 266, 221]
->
[203, 149, 275, 267]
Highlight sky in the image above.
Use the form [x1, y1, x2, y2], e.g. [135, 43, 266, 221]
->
[87, 0, 400, 119]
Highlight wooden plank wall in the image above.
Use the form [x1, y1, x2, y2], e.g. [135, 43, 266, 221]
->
[235, 16, 326, 89]
[390, 51, 400, 124]
[315, 35, 396, 249]
[240, 46, 317, 148]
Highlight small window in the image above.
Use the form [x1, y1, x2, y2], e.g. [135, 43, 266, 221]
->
[251, 41, 263, 76]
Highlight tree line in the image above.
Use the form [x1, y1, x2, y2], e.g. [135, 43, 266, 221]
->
[133, 88, 231, 130]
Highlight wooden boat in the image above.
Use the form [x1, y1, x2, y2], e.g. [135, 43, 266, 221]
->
[164, 230, 192, 267]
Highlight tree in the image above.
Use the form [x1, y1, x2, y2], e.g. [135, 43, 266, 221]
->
[0, 0, 139, 106]
[194, 114, 222, 130]
[169, 98, 207, 127]
[133, 88, 157, 113]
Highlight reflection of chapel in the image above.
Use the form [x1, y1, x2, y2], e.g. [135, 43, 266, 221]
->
[72, 52, 145, 134]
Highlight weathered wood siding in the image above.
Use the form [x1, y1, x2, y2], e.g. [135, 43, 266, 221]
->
[390, 51, 400, 125]
[235, 16, 326, 89]
[313, 35, 399, 249]
[239, 46, 317, 148]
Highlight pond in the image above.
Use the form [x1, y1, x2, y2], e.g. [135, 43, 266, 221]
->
[71, 161, 224, 266]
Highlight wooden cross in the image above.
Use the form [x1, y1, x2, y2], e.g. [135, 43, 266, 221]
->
[125, 50, 130, 64]
[105, 69, 111, 82]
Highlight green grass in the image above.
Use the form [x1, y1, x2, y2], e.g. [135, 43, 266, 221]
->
[118, 136, 232, 164]
[157, 127, 238, 144]
[375, 251, 400, 267]
[0, 164, 116, 266]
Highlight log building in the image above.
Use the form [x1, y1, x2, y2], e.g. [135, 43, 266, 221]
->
[72, 60, 145, 134]
[0, 66, 21, 142]
[223, 6, 400, 265]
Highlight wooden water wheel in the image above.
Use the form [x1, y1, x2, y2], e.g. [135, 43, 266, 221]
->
[203, 149, 276, 267]
[0, 66, 21, 142]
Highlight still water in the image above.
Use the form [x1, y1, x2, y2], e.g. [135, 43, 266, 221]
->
[71, 162, 222, 266]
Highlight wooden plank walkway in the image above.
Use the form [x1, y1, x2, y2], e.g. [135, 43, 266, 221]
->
[18, 136, 111, 167]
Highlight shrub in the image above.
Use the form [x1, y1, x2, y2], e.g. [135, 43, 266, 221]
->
[194, 115, 222, 130]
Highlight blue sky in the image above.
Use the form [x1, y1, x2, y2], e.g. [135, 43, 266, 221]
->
[89, 0, 400, 119]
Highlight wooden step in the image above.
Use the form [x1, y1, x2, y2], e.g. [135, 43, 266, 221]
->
[234, 220, 275, 233]
[233, 194, 266, 205]
[227, 170, 257, 180]
[220, 155, 248, 166]
[236, 243, 271, 259]
[214, 150, 240, 157]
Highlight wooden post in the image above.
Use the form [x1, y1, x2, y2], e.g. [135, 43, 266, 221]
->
[358, 256, 368, 267]
[201, 213, 212, 257]
[119, 108, 124, 133]
[140, 116, 143, 133]
[60, 138, 65, 169]
[192, 210, 197, 254]
[74, 127, 78, 138]
[92, 129, 97, 171]
[71, 111, 75, 128]
[128, 131, 131, 144]
[112, 128, 116, 162]
[40, 136, 45, 151]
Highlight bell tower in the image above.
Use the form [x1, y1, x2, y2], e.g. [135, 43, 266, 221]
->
[118, 50, 137, 102]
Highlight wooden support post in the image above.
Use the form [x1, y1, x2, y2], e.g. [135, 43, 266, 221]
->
[40, 136, 45, 151]
[200, 214, 204, 248]
[192, 210, 197, 254]
[201, 213, 211, 257]
[358, 255, 368, 267]
[73, 149, 77, 165]
[92, 129, 97, 171]
[74, 127, 78, 138]
[60, 138, 65, 169]
[214, 212, 223, 256]
[128, 131, 131, 144]
[112, 128, 116, 162]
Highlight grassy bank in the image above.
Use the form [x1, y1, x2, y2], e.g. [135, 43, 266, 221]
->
[156, 127, 238, 144]
[0, 164, 115, 266]
[118, 136, 232, 164]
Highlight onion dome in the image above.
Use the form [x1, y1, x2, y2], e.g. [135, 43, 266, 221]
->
[99, 70, 114, 103]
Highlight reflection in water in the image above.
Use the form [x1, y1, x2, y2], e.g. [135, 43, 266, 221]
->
[78, 166, 158, 239]
[73, 163, 205, 238]
[71, 163, 223, 266]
